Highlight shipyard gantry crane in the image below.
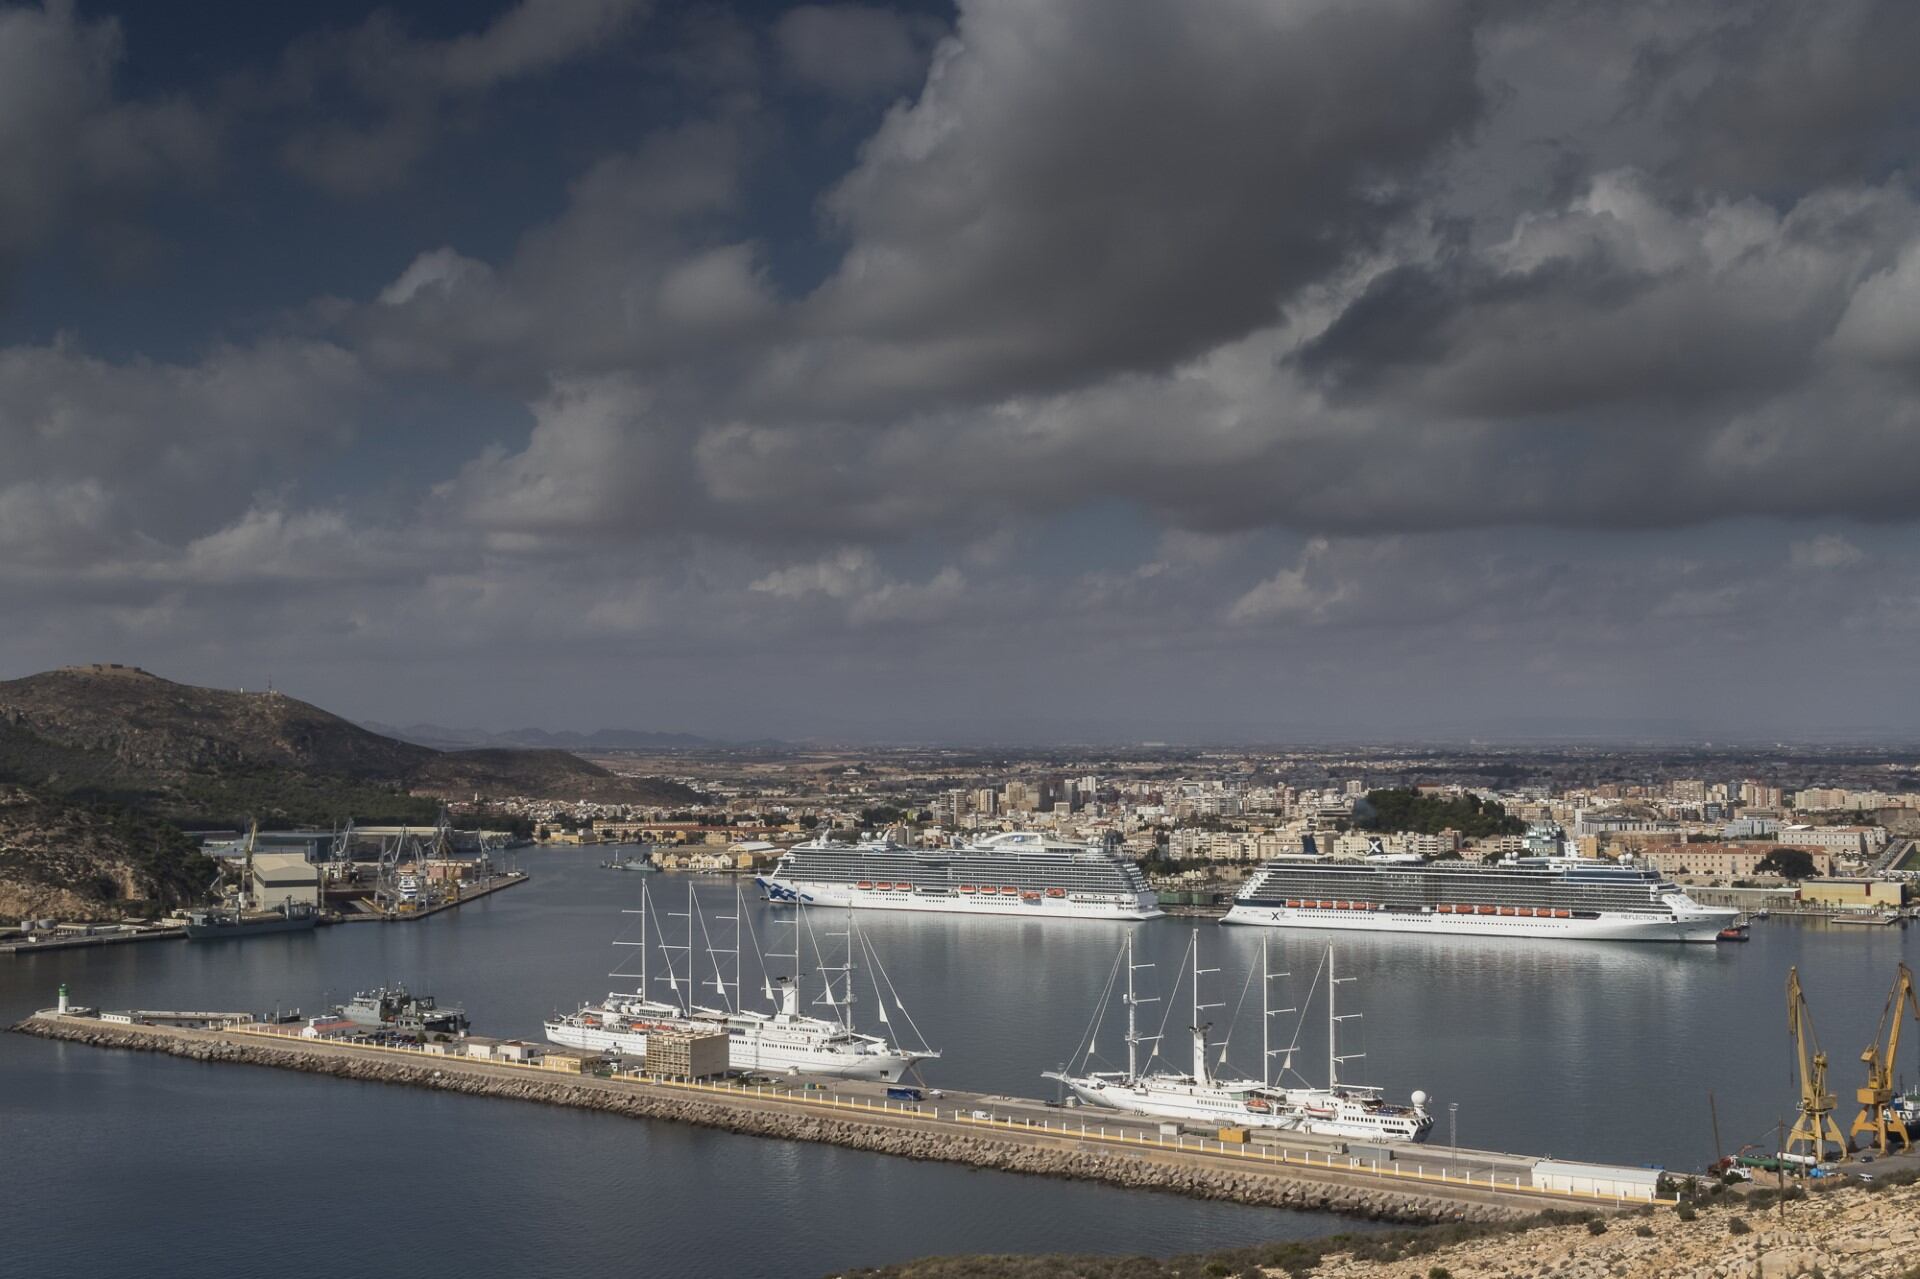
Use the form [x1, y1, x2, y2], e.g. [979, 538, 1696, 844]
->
[1850, 962, 1920, 1155]
[1785, 967, 1846, 1164]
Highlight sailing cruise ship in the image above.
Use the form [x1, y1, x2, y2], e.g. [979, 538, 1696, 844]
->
[1222, 854, 1736, 942]
[544, 883, 937, 1081]
[1046, 934, 1430, 1141]
[757, 831, 1161, 920]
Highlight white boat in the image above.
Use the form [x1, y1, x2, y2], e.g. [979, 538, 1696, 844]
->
[1222, 855, 1735, 942]
[1046, 931, 1293, 1127]
[1046, 936, 1430, 1142]
[1264, 946, 1431, 1142]
[544, 882, 937, 1081]
[758, 831, 1161, 920]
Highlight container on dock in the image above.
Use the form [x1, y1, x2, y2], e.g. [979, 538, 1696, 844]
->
[1217, 1126, 1249, 1144]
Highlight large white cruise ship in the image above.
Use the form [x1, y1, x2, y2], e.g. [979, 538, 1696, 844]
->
[758, 831, 1161, 920]
[1222, 855, 1736, 942]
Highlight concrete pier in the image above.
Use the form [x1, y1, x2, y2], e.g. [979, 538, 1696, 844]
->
[11, 1012, 1664, 1223]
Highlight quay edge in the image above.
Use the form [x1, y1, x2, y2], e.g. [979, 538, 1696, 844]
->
[10, 1013, 1579, 1225]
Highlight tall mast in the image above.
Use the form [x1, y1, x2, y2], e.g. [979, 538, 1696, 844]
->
[1125, 933, 1138, 1080]
[1191, 929, 1220, 1085]
[610, 880, 651, 997]
[1328, 945, 1363, 1088]
[1259, 936, 1294, 1087]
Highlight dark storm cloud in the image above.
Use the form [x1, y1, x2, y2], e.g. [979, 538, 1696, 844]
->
[10, 0, 1920, 735]
[274, 0, 650, 195]
[0, 1, 215, 281]
[791, 0, 1487, 406]
[1646, 0, 1920, 197]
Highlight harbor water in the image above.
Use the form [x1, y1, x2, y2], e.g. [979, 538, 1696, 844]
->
[3, 846, 1915, 1278]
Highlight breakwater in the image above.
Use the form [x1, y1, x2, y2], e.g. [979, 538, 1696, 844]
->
[13, 1014, 1542, 1224]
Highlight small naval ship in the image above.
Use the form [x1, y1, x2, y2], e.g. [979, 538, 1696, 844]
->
[185, 902, 319, 940]
[337, 985, 469, 1039]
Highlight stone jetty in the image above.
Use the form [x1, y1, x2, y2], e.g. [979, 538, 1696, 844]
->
[13, 1014, 1531, 1224]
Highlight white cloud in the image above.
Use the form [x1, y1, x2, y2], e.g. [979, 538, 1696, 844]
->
[1788, 533, 1866, 571]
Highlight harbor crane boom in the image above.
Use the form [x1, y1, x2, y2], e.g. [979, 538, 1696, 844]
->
[1850, 962, 1920, 1155]
[1785, 967, 1846, 1164]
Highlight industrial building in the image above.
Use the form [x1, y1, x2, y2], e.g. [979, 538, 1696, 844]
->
[249, 854, 322, 911]
[1530, 1160, 1663, 1202]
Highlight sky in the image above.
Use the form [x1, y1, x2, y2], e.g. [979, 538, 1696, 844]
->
[5, 0, 1920, 744]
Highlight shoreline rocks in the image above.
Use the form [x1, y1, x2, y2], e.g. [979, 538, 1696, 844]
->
[13, 1017, 1519, 1225]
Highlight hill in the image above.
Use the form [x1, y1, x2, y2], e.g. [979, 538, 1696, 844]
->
[412, 748, 700, 805]
[0, 665, 700, 821]
[364, 721, 718, 751]
[0, 785, 213, 921]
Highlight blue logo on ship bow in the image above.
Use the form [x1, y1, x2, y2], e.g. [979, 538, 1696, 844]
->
[758, 878, 813, 904]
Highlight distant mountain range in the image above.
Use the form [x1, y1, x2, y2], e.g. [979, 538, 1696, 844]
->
[361, 721, 719, 751]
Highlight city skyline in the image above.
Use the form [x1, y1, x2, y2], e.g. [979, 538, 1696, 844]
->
[7, 1, 1920, 741]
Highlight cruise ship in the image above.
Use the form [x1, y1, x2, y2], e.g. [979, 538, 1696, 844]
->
[758, 831, 1161, 920]
[1222, 855, 1736, 942]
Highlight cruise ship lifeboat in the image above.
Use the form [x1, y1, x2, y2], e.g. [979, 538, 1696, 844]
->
[876, 882, 893, 891]
[1435, 904, 1454, 914]
[1245, 1097, 1272, 1113]
[1045, 887, 1066, 898]
[959, 885, 976, 893]
[1497, 906, 1517, 916]
[1000, 885, 1019, 895]
[1021, 891, 1041, 902]
[857, 881, 874, 891]
[1552, 908, 1572, 918]
[1475, 904, 1496, 915]
[897, 882, 912, 892]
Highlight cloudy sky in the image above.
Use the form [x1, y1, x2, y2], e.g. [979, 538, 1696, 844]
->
[5, 0, 1920, 743]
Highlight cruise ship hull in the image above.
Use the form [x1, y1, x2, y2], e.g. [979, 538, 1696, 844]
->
[759, 877, 1161, 920]
[543, 1019, 921, 1081]
[1220, 902, 1725, 942]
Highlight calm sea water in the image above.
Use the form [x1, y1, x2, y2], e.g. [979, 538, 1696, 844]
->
[3, 847, 1914, 1279]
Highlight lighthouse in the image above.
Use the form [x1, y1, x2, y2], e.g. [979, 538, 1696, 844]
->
[57, 983, 69, 1015]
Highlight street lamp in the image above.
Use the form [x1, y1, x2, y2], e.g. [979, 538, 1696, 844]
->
[1449, 1101, 1459, 1160]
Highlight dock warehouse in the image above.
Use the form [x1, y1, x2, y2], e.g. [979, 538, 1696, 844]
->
[1530, 1160, 1663, 1202]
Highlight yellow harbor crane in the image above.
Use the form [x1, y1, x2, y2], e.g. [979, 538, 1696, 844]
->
[1785, 967, 1846, 1164]
[1850, 962, 1920, 1155]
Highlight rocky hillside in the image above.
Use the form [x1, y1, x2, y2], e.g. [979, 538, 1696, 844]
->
[0, 665, 699, 816]
[0, 786, 213, 921]
[840, 1175, 1920, 1278]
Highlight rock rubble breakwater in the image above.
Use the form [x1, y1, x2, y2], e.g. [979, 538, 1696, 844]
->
[14, 1017, 1519, 1224]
